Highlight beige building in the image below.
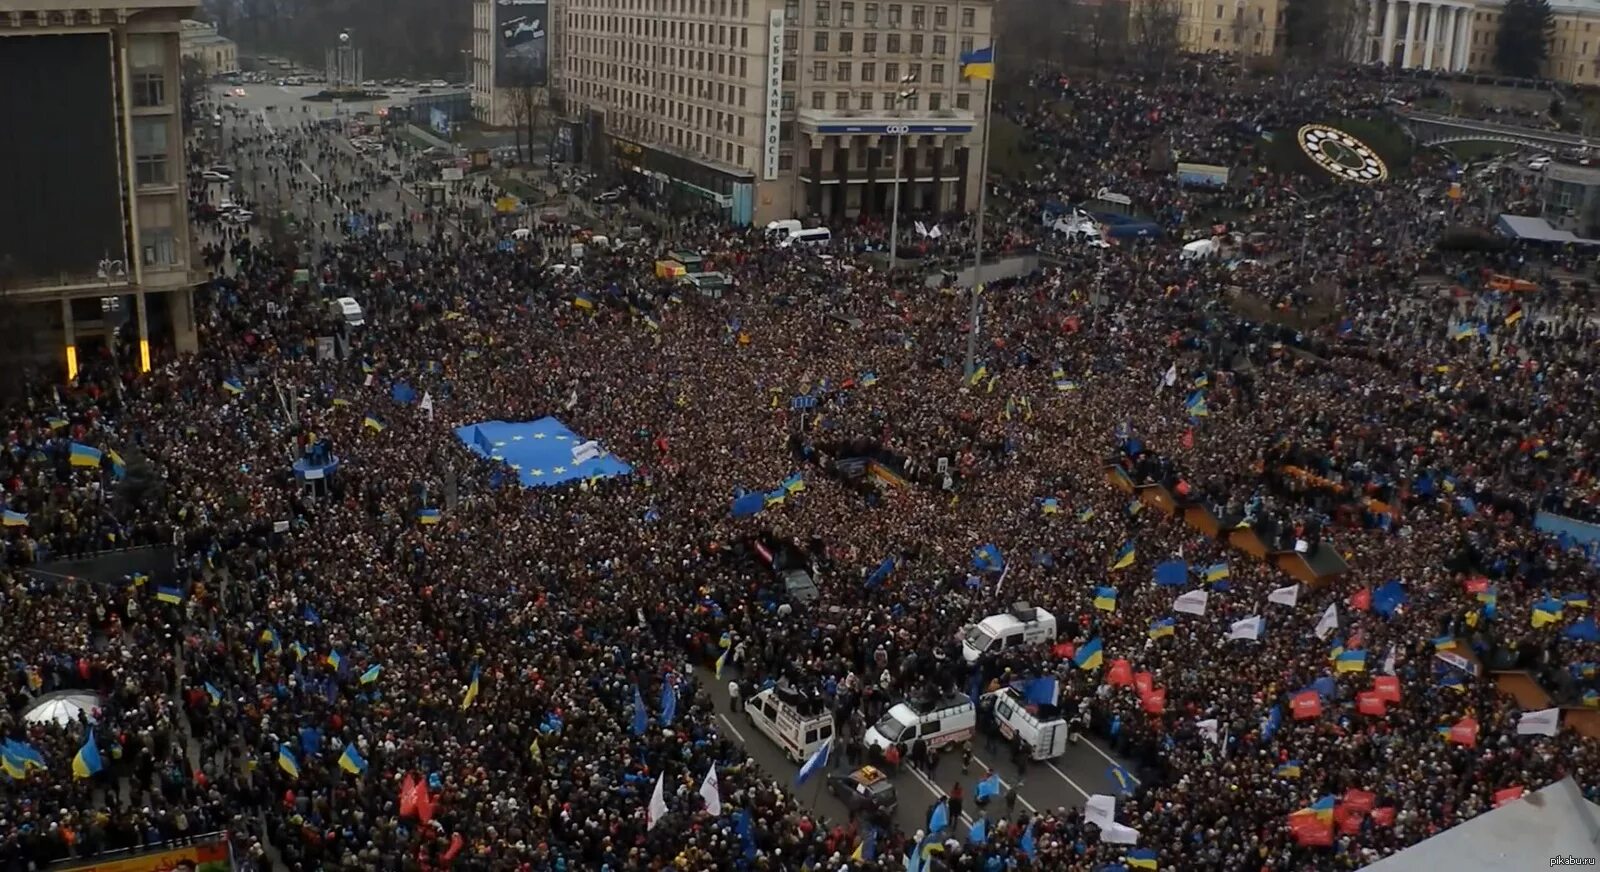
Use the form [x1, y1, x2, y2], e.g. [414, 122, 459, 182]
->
[179, 17, 234, 75]
[558, 0, 994, 225]
[1460, 0, 1600, 85]
[1167, 0, 1285, 57]
[472, 0, 561, 127]
[0, 0, 200, 379]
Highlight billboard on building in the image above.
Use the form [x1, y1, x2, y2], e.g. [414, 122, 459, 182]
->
[0, 34, 126, 288]
[763, 10, 784, 180]
[50, 832, 232, 871]
[494, 0, 548, 88]
[1175, 162, 1231, 189]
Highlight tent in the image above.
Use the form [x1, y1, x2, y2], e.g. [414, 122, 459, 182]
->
[1495, 214, 1599, 245]
[1360, 778, 1600, 871]
[23, 691, 102, 727]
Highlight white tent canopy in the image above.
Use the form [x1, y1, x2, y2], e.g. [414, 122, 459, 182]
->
[22, 691, 102, 727]
[1361, 778, 1600, 871]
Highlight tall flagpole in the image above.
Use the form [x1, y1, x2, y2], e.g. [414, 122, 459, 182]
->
[963, 43, 994, 379]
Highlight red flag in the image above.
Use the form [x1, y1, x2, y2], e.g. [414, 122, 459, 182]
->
[1493, 785, 1525, 807]
[441, 832, 465, 863]
[1289, 812, 1334, 846]
[1134, 672, 1154, 695]
[1349, 588, 1371, 612]
[1052, 641, 1077, 660]
[1372, 675, 1401, 703]
[1356, 691, 1387, 716]
[1370, 806, 1396, 827]
[1342, 789, 1376, 814]
[1141, 688, 1166, 714]
[1449, 716, 1480, 748]
[1463, 576, 1489, 594]
[400, 774, 419, 818]
[1181, 428, 1195, 450]
[1105, 659, 1134, 687]
[415, 781, 436, 823]
[1336, 807, 1363, 836]
[1291, 690, 1323, 720]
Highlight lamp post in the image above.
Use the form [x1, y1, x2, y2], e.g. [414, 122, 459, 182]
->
[886, 72, 917, 272]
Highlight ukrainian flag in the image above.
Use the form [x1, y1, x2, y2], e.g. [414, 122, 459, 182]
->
[2, 510, 27, 527]
[461, 665, 481, 710]
[1107, 763, 1137, 793]
[1184, 392, 1209, 418]
[1093, 586, 1118, 612]
[221, 377, 245, 395]
[1076, 507, 1096, 522]
[1566, 593, 1592, 609]
[1148, 617, 1175, 639]
[1585, 689, 1600, 708]
[1040, 498, 1061, 515]
[107, 449, 126, 479]
[360, 664, 382, 685]
[859, 371, 879, 388]
[326, 650, 343, 671]
[1272, 760, 1302, 778]
[1335, 650, 1368, 672]
[1432, 635, 1454, 651]
[1453, 323, 1476, 341]
[1505, 308, 1524, 326]
[260, 627, 281, 652]
[155, 586, 184, 604]
[782, 473, 806, 494]
[205, 681, 223, 707]
[1128, 848, 1159, 870]
[71, 730, 103, 779]
[1110, 541, 1137, 571]
[46, 416, 68, 431]
[1203, 563, 1230, 583]
[715, 647, 730, 678]
[1532, 599, 1565, 628]
[1309, 796, 1336, 823]
[68, 442, 102, 467]
[573, 293, 596, 310]
[764, 489, 787, 507]
[965, 364, 987, 387]
[1073, 637, 1104, 670]
[338, 744, 367, 775]
[959, 46, 994, 80]
[363, 415, 387, 432]
[290, 642, 308, 662]
[277, 744, 300, 778]
[0, 752, 26, 781]
[417, 508, 442, 525]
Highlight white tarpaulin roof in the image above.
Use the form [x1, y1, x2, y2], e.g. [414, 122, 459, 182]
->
[1361, 778, 1600, 871]
[22, 692, 102, 728]
[1496, 214, 1595, 244]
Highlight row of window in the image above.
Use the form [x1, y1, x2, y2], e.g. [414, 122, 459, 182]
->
[795, 87, 965, 111]
[795, 1, 975, 30]
[793, 58, 957, 85]
[567, 0, 752, 17]
[567, 20, 972, 60]
[800, 30, 959, 56]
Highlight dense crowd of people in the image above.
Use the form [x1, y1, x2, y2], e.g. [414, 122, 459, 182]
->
[2, 56, 1599, 872]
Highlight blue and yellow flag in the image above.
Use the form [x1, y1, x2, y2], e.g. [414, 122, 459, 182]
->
[1203, 563, 1230, 583]
[1148, 617, 1175, 639]
[72, 729, 104, 779]
[205, 681, 223, 707]
[1073, 638, 1104, 670]
[1093, 586, 1118, 612]
[221, 377, 244, 395]
[960, 46, 994, 80]
[1335, 650, 1367, 673]
[107, 449, 126, 479]
[360, 664, 382, 685]
[1, 509, 27, 527]
[155, 586, 184, 604]
[1272, 760, 1302, 778]
[277, 744, 300, 778]
[461, 665, 481, 710]
[363, 415, 387, 432]
[326, 649, 343, 671]
[417, 508, 442, 525]
[338, 744, 367, 775]
[1128, 848, 1159, 870]
[68, 442, 102, 467]
[715, 647, 730, 678]
[1110, 541, 1137, 571]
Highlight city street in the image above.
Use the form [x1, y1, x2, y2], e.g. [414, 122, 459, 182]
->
[692, 665, 1139, 840]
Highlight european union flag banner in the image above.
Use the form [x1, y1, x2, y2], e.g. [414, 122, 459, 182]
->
[455, 418, 632, 488]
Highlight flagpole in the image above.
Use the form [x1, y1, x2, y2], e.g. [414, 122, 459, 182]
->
[963, 42, 994, 379]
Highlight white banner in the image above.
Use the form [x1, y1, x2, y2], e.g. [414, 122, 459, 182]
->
[762, 11, 785, 181]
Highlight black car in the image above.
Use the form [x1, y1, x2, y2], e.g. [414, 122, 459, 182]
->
[826, 765, 897, 820]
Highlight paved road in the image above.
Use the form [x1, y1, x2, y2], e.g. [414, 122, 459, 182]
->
[693, 665, 1140, 842]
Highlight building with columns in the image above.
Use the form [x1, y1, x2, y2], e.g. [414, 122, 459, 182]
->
[1353, 0, 1476, 71]
[0, 0, 201, 379]
[559, 0, 994, 225]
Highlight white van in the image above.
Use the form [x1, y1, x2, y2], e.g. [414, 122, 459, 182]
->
[745, 684, 835, 764]
[960, 603, 1058, 663]
[779, 227, 832, 248]
[1181, 238, 1219, 261]
[331, 296, 365, 327]
[766, 219, 804, 241]
[982, 686, 1072, 760]
[864, 693, 976, 754]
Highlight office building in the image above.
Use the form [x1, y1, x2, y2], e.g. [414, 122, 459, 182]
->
[472, 0, 557, 126]
[0, 0, 200, 379]
[179, 17, 235, 75]
[1166, 0, 1285, 57]
[559, 0, 994, 225]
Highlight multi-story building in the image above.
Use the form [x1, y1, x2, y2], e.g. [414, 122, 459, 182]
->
[0, 0, 199, 379]
[1166, 0, 1285, 57]
[559, 0, 994, 225]
[472, 0, 558, 126]
[179, 17, 234, 75]
[1342, 0, 1600, 84]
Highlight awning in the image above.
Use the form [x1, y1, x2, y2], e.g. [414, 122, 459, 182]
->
[1495, 214, 1598, 245]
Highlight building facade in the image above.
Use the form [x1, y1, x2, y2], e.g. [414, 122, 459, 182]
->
[178, 17, 233, 75]
[0, 0, 200, 379]
[1167, 0, 1286, 57]
[472, 0, 560, 127]
[558, 0, 993, 225]
[1344, 0, 1600, 82]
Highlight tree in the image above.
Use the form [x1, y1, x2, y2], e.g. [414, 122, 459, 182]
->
[505, 59, 547, 167]
[1081, 0, 1131, 65]
[1130, 0, 1183, 71]
[993, 0, 1078, 80]
[1495, 0, 1554, 78]
[1282, 0, 1362, 62]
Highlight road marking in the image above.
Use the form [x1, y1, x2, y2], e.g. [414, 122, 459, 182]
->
[1044, 759, 1093, 800]
[1079, 736, 1139, 783]
[258, 110, 273, 135]
[716, 713, 746, 744]
[967, 754, 1040, 816]
[900, 761, 975, 826]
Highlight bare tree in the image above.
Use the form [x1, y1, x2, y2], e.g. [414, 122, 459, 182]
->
[1131, 0, 1183, 72]
[1283, 0, 1364, 63]
[995, 0, 1079, 79]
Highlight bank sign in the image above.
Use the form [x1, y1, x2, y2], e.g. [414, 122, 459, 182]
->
[763, 10, 784, 180]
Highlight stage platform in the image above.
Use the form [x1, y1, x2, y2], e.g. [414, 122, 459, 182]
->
[454, 417, 632, 488]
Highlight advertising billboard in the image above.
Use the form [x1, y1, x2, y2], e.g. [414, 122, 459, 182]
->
[494, 0, 548, 88]
[1175, 162, 1231, 190]
[0, 34, 126, 288]
[763, 10, 784, 180]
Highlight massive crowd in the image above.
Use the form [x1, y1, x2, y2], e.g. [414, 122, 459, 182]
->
[2, 57, 1599, 872]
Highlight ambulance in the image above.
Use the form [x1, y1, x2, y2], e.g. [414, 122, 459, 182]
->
[744, 682, 835, 764]
[981, 685, 1072, 760]
[864, 692, 976, 754]
[960, 603, 1058, 663]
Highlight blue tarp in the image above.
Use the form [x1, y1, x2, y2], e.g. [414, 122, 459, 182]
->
[1373, 579, 1408, 618]
[731, 492, 767, 519]
[1153, 561, 1188, 587]
[453, 417, 632, 488]
[1536, 511, 1600, 549]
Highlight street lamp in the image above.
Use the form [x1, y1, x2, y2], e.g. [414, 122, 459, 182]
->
[886, 72, 917, 272]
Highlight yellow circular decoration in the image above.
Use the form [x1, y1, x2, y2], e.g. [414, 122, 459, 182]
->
[1296, 124, 1389, 184]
